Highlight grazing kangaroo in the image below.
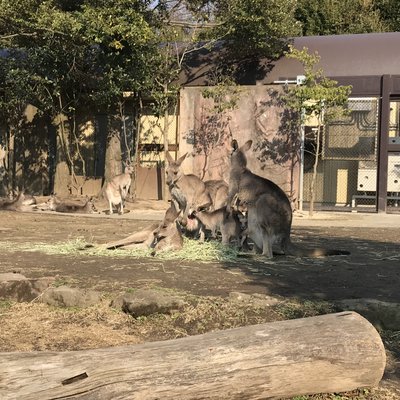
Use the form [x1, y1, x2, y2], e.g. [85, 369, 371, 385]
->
[46, 195, 98, 214]
[105, 202, 183, 254]
[190, 206, 243, 246]
[104, 164, 134, 215]
[165, 152, 212, 225]
[228, 140, 350, 258]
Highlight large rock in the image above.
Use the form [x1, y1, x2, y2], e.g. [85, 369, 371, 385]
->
[40, 286, 102, 308]
[0, 273, 55, 302]
[111, 288, 187, 318]
[229, 291, 281, 307]
[337, 298, 400, 330]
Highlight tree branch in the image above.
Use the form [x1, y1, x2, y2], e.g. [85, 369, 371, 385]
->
[0, 32, 37, 40]
[166, 20, 224, 29]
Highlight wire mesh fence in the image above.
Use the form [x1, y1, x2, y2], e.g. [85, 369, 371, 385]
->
[302, 97, 380, 212]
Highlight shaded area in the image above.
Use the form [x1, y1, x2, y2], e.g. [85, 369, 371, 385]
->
[0, 212, 399, 304]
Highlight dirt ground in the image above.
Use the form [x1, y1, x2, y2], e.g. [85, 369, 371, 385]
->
[1, 203, 400, 302]
[1, 199, 400, 399]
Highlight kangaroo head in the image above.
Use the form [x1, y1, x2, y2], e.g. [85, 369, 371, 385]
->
[124, 164, 134, 175]
[165, 152, 187, 185]
[153, 202, 181, 240]
[46, 195, 58, 211]
[230, 139, 252, 170]
[163, 201, 180, 223]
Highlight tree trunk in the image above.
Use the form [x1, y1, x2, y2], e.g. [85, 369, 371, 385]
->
[309, 122, 322, 217]
[104, 132, 122, 183]
[0, 312, 386, 400]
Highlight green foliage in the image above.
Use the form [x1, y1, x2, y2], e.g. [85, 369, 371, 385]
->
[202, 70, 242, 113]
[283, 45, 352, 216]
[210, 0, 301, 59]
[284, 46, 352, 123]
[295, 0, 385, 36]
[374, 0, 400, 32]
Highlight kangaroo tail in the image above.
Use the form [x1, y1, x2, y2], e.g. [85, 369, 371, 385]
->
[287, 243, 350, 257]
[104, 227, 157, 249]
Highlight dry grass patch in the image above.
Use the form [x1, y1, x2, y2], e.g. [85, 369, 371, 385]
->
[0, 293, 282, 352]
[0, 301, 141, 352]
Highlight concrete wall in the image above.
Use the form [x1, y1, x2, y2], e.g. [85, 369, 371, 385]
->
[179, 85, 300, 203]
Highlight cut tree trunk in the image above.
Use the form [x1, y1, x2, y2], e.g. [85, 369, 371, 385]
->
[0, 312, 386, 400]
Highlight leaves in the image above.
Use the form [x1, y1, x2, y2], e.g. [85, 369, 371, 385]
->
[284, 45, 352, 123]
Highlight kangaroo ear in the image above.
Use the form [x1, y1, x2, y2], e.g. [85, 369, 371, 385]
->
[242, 140, 253, 151]
[166, 152, 174, 164]
[176, 152, 188, 166]
[231, 139, 238, 151]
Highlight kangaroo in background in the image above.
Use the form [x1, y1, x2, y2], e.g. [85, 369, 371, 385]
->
[0, 192, 36, 212]
[104, 164, 134, 215]
[4, 188, 37, 206]
[46, 195, 98, 214]
[228, 140, 350, 258]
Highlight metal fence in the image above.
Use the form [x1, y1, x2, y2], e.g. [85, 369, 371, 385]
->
[302, 97, 380, 212]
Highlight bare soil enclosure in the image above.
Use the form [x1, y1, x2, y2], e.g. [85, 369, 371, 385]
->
[1, 203, 400, 399]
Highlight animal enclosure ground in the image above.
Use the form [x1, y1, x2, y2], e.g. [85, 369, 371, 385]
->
[1, 207, 400, 399]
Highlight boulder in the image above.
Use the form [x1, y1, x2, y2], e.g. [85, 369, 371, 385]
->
[40, 286, 101, 308]
[229, 291, 281, 307]
[111, 288, 187, 317]
[337, 298, 400, 330]
[0, 273, 55, 302]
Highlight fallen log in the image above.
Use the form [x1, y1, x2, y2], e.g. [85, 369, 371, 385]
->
[0, 312, 386, 400]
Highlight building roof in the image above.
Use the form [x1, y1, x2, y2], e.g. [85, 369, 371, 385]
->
[179, 32, 400, 88]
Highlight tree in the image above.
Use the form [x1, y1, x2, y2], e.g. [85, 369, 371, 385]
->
[374, 0, 400, 32]
[0, 0, 99, 191]
[295, 0, 385, 36]
[0, 0, 158, 192]
[0, 0, 303, 196]
[284, 45, 352, 216]
[139, 0, 302, 195]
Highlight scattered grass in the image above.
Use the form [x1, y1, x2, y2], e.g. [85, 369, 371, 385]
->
[289, 388, 395, 400]
[157, 238, 239, 262]
[273, 298, 339, 320]
[0, 300, 12, 311]
[0, 237, 240, 262]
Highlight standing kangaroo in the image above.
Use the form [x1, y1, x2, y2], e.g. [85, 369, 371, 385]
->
[204, 180, 229, 210]
[228, 140, 350, 258]
[104, 164, 134, 215]
[165, 152, 212, 225]
[165, 153, 229, 225]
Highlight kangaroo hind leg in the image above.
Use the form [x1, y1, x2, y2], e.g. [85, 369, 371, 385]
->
[261, 233, 274, 259]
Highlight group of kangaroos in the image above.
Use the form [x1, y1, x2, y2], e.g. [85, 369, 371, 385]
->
[1, 139, 349, 258]
[104, 139, 350, 259]
[0, 165, 133, 215]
